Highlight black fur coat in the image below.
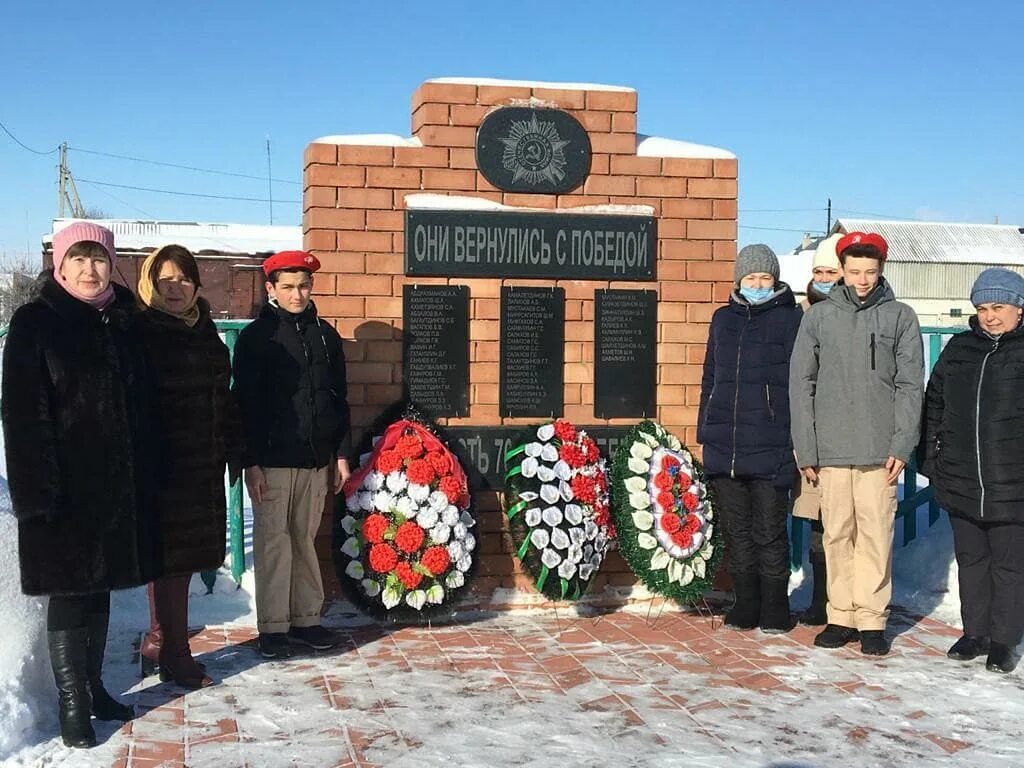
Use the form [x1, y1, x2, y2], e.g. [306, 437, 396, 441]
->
[140, 301, 243, 575]
[2, 275, 162, 595]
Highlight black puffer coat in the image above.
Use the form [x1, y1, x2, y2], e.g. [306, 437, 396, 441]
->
[2, 275, 161, 595]
[921, 318, 1024, 522]
[140, 300, 243, 575]
[698, 285, 803, 487]
[232, 300, 351, 469]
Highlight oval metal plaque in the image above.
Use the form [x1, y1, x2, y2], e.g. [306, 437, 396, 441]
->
[476, 107, 592, 194]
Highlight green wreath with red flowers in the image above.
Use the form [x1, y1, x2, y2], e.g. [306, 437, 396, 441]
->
[611, 420, 721, 604]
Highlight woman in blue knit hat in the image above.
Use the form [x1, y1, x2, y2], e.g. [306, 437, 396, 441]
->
[920, 267, 1024, 673]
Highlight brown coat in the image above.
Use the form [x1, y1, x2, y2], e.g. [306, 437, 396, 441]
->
[140, 301, 243, 575]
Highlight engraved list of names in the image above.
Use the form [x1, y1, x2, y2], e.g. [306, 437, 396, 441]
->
[402, 284, 469, 418]
[499, 287, 565, 418]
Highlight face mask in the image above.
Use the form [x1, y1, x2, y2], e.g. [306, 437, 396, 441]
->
[739, 286, 773, 304]
[812, 280, 836, 294]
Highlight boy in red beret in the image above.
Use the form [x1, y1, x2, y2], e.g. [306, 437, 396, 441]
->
[232, 251, 352, 658]
[789, 232, 923, 656]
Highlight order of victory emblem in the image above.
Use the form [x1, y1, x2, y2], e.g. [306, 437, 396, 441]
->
[476, 107, 592, 194]
[500, 114, 569, 186]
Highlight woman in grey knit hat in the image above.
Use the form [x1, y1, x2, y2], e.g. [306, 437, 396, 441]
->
[920, 267, 1024, 673]
[698, 244, 802, 633]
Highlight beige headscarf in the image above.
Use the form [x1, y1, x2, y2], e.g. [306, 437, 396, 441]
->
[138, 244, 202, 327]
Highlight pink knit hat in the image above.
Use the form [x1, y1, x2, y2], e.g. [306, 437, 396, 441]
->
[52, 221, 117, 308]
[53, 221, 116, 275]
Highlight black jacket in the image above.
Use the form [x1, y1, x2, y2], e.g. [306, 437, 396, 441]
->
[698, 285, 803, 487]
[232, 300, 351, 469]
[140, 300, 244, 575]
[2, 275, 161, 595]
[921, 318, 1024, 523]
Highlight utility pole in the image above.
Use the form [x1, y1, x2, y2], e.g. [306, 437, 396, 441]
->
[266, 137, 274, 225]
[57, 142, 86, 218]
[826, 197, 832, 234]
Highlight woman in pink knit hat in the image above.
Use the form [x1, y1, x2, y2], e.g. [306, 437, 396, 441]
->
[1, 221, 162, 748]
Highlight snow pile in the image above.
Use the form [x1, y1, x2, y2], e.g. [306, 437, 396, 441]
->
[0, 500, 53, 759]
[427, 76, 634, 92]
[893, 513, 961, 629]
[404, 193, 655, 216]
[310, 134, 423, 147]
[636, 134, 735, 160]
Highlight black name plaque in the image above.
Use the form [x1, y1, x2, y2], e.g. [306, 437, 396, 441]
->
[594, 289, 658, 418]
[402, 284, 469, 418]
[500, 287, 564, 418]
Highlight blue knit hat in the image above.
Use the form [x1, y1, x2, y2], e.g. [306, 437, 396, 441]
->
[970, 268, 1024, 308]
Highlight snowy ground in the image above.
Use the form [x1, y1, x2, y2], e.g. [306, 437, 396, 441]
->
[4, 467, 1022, 766]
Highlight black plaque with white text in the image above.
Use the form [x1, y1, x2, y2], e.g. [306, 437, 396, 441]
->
[500, 287, 564, 418]
[405, 209, 656, 281]
[402, 284, 469, 418]
[595, 289, 657, 418]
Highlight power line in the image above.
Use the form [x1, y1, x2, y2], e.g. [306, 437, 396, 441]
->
[77, 178, 301, 204]
[68, 146, 301, 185]
[738, 207, 826, 213]
[834, 208, 922, 221]
[79, 180, 160, 220]
[739, 224, 823, 233]
[0, 119, 59, 155]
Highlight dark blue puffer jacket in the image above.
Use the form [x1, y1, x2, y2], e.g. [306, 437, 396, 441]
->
[697, 284, 803, 487]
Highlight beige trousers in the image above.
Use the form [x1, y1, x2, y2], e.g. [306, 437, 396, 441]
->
[253, 466, 329, 634]
[818, 465, 897, 631]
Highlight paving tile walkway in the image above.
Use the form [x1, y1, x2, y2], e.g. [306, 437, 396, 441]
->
[55, 605, 1024, 768]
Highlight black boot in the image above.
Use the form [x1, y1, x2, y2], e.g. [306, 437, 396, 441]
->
[799, 552, 828, 626]
[986, 642, 1017, 674]
[947, 635, 990, 661]
[814, 623, 859, 648]
[759, 577, 792, 634]
[47, 628, 97, 748]
[725, 573, 760, 630]
[86, 614, 134, 722]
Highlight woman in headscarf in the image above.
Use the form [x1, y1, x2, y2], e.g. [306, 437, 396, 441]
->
[136, 244, 242, 689]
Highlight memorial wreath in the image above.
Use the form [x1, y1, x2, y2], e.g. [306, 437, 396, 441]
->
[611, 420, 721, 603]
[503, 419, 614, 601]
[337, 415, 476, 618]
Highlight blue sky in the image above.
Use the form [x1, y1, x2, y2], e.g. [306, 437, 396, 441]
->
[1, 0, 1021, 260]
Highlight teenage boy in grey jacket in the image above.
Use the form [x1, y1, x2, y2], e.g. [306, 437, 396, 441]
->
[789, 232, 923, 656]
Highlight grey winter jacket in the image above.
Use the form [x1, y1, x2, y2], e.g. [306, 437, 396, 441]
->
[789, 277, 923, 468]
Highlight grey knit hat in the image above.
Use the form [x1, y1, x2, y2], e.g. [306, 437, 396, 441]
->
[734, 244, 780, 283]
[971, 267, 1024, 308]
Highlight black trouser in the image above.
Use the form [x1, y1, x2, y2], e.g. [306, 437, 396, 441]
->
[951, 516, 1024, 647]
[47, 592, 111, 631]
[710, 477, 790, 580]
[809, 518, 825, 557]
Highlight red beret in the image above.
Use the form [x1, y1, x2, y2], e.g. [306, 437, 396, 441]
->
[836, 231, 888, 260]
[262, 250, 321, 278]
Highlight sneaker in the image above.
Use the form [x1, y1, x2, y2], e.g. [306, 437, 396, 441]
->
[947, 635, 990, 661]
[813, 624, 859, 649]
[986, 642, 1017, 674]
[258, 633, 292, 659]
[860, 630, 890, 656]
[287, 625, 339, 651]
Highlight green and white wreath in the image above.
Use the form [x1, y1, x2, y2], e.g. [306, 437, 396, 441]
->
[503, 419, 614, 601]
[611, 420, 721, 603]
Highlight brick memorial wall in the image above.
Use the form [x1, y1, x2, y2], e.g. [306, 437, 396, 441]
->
[303, 78, 737, 608]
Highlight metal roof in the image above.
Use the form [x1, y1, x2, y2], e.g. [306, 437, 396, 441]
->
[44, 219, 301, 257]
[833, 218, 1024, 265]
